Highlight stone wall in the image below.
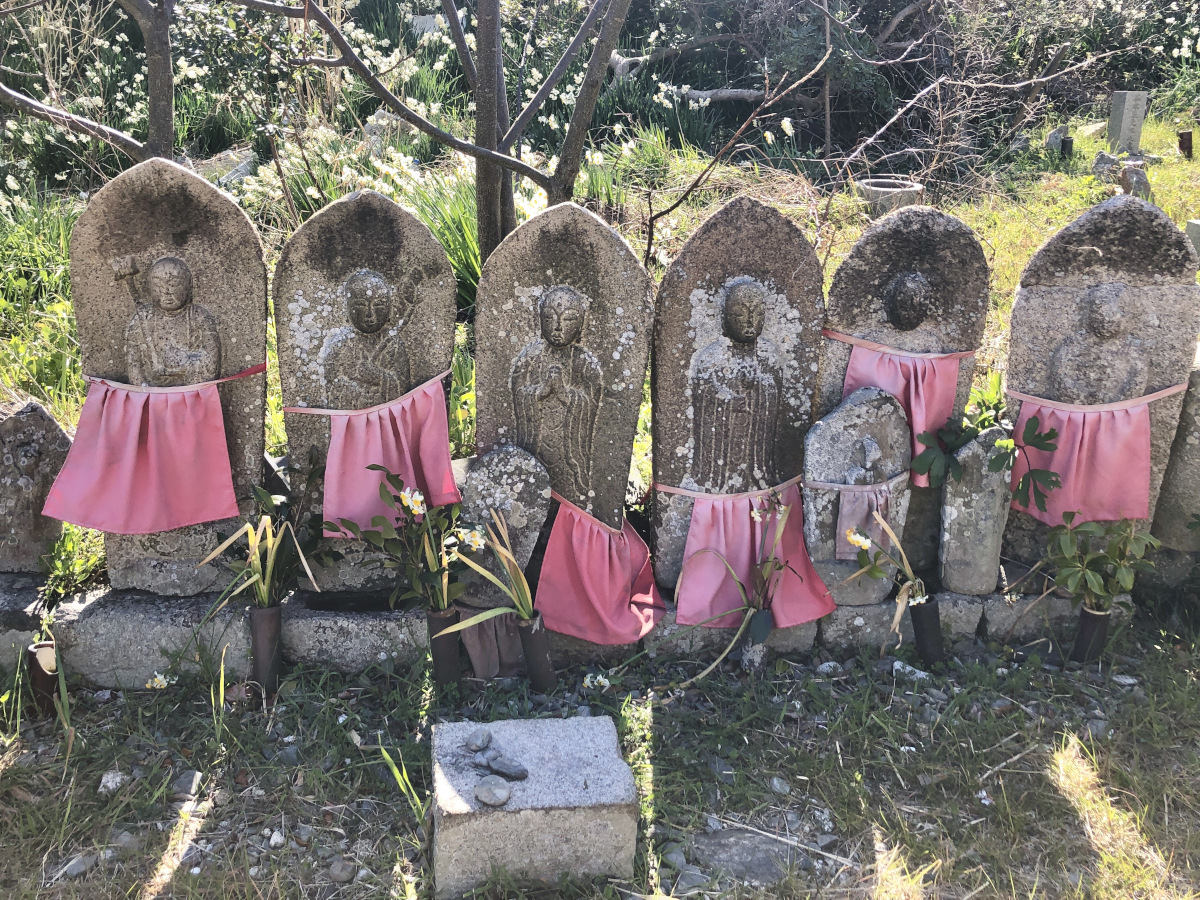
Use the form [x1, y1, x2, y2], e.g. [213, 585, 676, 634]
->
[4, 173, 1200, 679]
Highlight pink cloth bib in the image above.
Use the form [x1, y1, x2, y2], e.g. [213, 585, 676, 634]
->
[825, 330, 974, 489]
[286, 372, 461, 536]
[1008, 385, 1185, 526]
[807, 472, 910, 561]
[535, 494, 664, 645]
[660, 478, 834, 629]
[42, 364, 265, 534]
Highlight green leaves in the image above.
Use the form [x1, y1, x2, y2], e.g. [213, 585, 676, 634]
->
[1045, 516, 1160, 612]
[910, 419, 979, 488]
[747, 608, 775, 646]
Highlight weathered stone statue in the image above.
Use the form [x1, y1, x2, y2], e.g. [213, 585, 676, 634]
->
[0, 401, 70, 573]
[1048, 283, 1148, 405]
[119, 255, 221, 387]
[321, 269, 411, 409]
[690, 278, 781, 490]
[511, 285, 603, 500]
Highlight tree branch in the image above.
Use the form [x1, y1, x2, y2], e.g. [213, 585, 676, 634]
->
[291, 54, 346, 66]
[0, 81, 149, 161]
[0, 0, 46, 17]
[875, 0, 930, 46]
[439, 0, 477, 92]
[500, 0, 611, 152]
[609, 33, 752, 81]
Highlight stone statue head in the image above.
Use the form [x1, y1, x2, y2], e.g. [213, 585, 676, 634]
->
[882, 271, 934, 331]
[148, 256, 194, 314]
[1082, 282, 1133, 340]
[722, 280, 767, 345]
[539, 286, 588, 348]
[342, 269, 395, 335]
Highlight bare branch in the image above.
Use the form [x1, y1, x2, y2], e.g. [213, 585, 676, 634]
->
[501, 0, 612, 152]
[609, 33, 752, 81]
[291, 54, 346, 67]
[0, 81, 148, 161]
[0, 0, 47, 17]
[439, 0, 477, 92]
[875, 0, 930, 46]
[680, 87, 765, 104]
[946, 48, 1123, 90]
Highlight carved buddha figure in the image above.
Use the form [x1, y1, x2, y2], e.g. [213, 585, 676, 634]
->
[1049, 283, 1148, 405]
[321, 269, 411, 409]
[691, 279, 781, 491]
[510, 285, 602, 499]
[123, 256, 221, 387]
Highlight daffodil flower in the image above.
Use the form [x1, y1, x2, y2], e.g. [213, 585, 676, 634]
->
[846, 529, 873, 551]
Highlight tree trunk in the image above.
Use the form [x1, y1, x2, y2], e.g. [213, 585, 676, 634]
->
[143, 2, 175, 158]
[474, 0, 503, 262]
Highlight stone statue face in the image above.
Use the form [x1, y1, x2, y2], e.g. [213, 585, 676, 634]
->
[148, 257, 193, 314]
[882, 271, 934, 332]
[722, 281, 767, 345]
[1083, 283, 1131, 340]
[343, 271, 393, 335]
[539, 287, 587, 348]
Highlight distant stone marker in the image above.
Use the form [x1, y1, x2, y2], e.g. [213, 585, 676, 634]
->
[818, 206, 989, 571]
[803, 387, 912, 607]
[475, 202, 654, 531]
[652, 196, 824, 588]
[67, 158, 267, 595]
[1185, 220, 1200, 256]
[1005, 195, 1200, 564]
[273, 190, 456, 590]
[0, 401, 70, 572]
[1108, 90, 1149, 155]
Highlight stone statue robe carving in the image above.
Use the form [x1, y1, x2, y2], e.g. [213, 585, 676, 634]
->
[319, 269, 411, 408]
[120, 256, 221, 387]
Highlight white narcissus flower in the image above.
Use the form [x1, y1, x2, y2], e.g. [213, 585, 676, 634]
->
[781, 117, 794, 138]
[846, 529, 872, 551]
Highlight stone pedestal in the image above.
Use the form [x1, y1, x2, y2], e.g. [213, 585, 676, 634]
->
[1107, 91, 1148, 155]
[432, 717, 637, 899]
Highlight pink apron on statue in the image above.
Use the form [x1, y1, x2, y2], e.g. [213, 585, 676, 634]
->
[285, 372, 460, 536]
[535, 494, 664, 645]
[1007, 384, 1186, 526]
[824, 329, 975, 488]
[659, 477, 834, 629]
[42, 363, 265, 534]
[806, 472, 910, 561]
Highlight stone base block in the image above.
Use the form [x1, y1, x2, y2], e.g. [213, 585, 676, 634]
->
[53, 588, 250, 688]
[0, 574, 43, 673]
[978, 592, 1074, 643]
[432, 716, 637, 899]
[820, 602, 909, 650]
[281, 596, 427, 672]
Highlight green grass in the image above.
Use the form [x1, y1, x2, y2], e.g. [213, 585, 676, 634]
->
[2, 618, 1199, 897]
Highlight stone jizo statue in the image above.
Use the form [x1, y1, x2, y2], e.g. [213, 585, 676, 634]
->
[1049, 282, 1149, 405]
[321, 269, 412, 408]
[691, 278, 781, 491]
[510, 285, 603, 499]
[119, 255, 221, 387]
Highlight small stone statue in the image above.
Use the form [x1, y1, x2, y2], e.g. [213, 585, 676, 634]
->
[691, 279, 781, 491]
[1049, 283, 1149, 404]
[320, 269, 411, 408]
[510, 285, 603, 499]
[119, 255, 221, 387]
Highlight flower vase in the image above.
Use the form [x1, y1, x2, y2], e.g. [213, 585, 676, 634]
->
[516, 612, 557, 693]
[427, 607, 461, 693]
[908, 598, 945, 666]
[1070, 606, 1110, 664]
[249, 606, 283, 698]
[25, 640, 58, 717]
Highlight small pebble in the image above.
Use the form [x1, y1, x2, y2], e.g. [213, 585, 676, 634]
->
[816, 661, 842, 677]
[488, 756, 528, 781]
[329, 857, 356, 883]
[63, 854, 97, 878]
[770, 776, 791, 796]
[992, 698, 1014, 714]
[464, 728, 492, 752]
[269, 829, 286, 850]
[475, 775, 511, 807]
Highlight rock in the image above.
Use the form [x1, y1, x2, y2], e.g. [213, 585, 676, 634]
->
[69, 158, 268, 595]
[770, 776, 791, 796]
[432, 717, 637, 898]
[1187, 220, 1200, 256]
[269, 829, 286, 849]
[0, 401, 70, 573]
[63, 854, 97, 878]
[1092, 151, 1120, 179]
[1111, 674, 1137, 686]
[172, 770, 203, 799]
[893, 660, 930, 682]
[991, 698, 1014, 714]
[803, 388, 912, 606]
[329, 857, 356, 883]
[1009, 133, 1031, 153]
[940, 427, 1011, 594]
[818, 206, 989, 570]
[109, 829, 142, 852]
[275, 746, 299, 766]
[1084, 718, 1111, 741]
[487, 755, 528, 781]
[1154, 369, 1200, 550]
[473, 774, 510, 807]
[1079, 121, 1107, 139]
[651, 197, 824, 588]
[816, 661, 843, 677]
[189, 148, 257, 188]
[475, 202, 654, 531]
[1044, 125, 1069, 152]
[674, 864, 711, 894]
[708, 756, 735, 784]
[274, 189, 457, 591]
[98, 769, 128, 795]
[464, 727, 492, 752]
[1118, 165, 1152, 200]
[1003, 196, 1200, 566]
[660, 841, 687, 870]
[688, 828, 800, 886]
[1108, 90, 1149, 155]
[815, 833, 838, 850]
